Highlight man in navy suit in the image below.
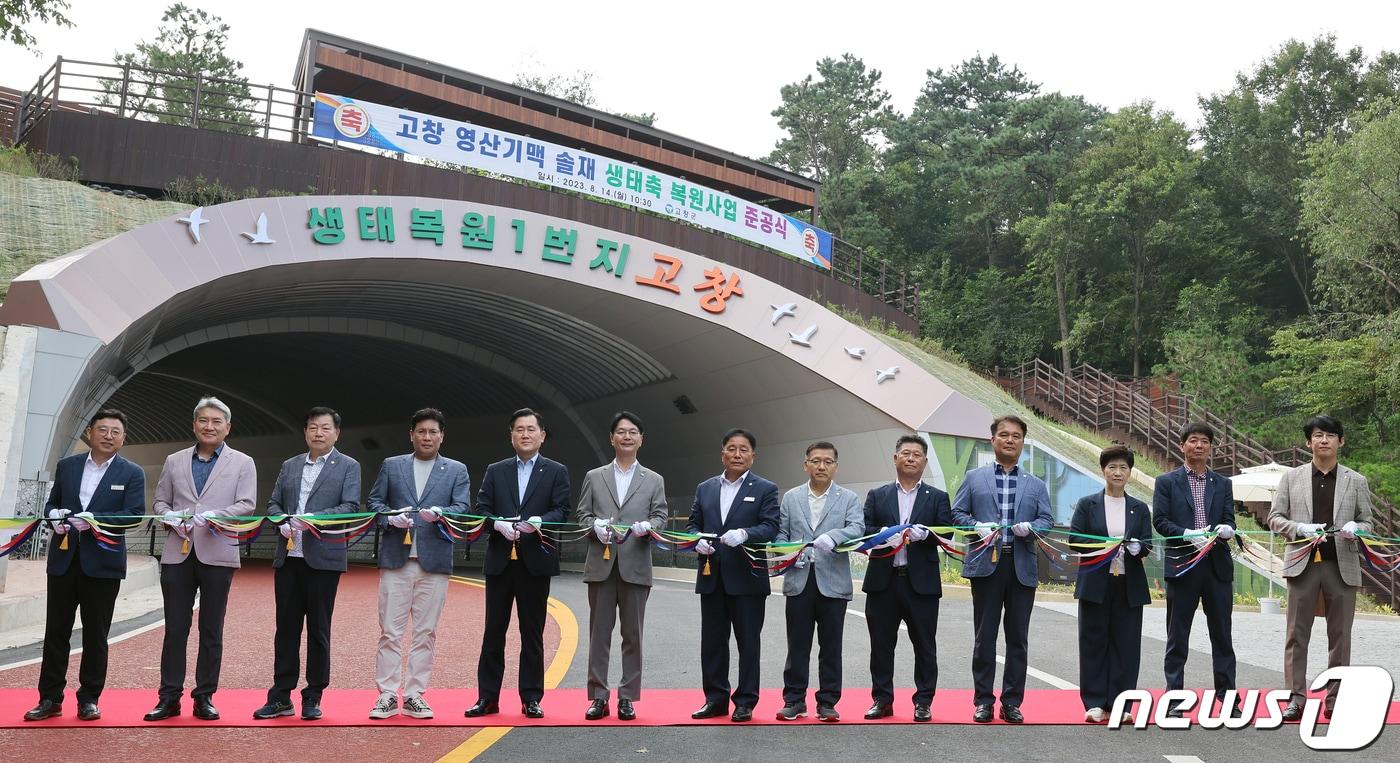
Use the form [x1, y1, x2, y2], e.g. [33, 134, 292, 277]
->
[1152, 422, 1238, 716]
[952, 414, 1053, 724]
[686, 428, 780, 723]
[367, 408, 471, 721]
[862, 434, 953, 723]
[25, 409, 146, 722]
[466, 407, 571, 720]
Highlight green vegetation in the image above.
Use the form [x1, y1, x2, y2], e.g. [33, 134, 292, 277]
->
[769, 37, 1400, 507]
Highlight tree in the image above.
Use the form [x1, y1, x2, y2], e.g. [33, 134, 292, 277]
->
[766, 53, 895, 184]
[100, 4, 257, 135]
[514, 69, 598, 107]
[1300, 102, 1400, 316]
[1198, 36, 1400, 315]
[0, 0, 70, 51]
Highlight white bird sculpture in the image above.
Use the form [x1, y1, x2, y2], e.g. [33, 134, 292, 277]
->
[178, 207, 209, 243]
[241, 213, 276, 245]
[788, 324, 818, 347]
[844, 347, 866, 359]
[769, 303, 798, 325]
[876, 366, 900, 384]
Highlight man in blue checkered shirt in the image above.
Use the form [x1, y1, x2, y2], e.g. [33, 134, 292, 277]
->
[951, 415, 1053, 724]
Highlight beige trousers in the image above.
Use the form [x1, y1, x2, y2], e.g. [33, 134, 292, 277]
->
[376, 560, 449, 697]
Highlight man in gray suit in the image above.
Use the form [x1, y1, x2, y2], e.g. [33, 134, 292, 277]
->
[1267, 414, 1374, 721]
[367, 408, 471, 720]
[952, 414, 1052, 724]
[144, 396, 257, 723]
[253, 407, 361, 721]
[575, 411, 669, 721]
[775, 441, 863, 722]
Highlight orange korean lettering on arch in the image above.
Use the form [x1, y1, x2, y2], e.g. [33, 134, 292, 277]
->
[693, 267, 744, 314]
[635, 252, 684, 294]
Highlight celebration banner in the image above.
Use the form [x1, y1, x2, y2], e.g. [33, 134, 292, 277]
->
[311, 93, 833, 268]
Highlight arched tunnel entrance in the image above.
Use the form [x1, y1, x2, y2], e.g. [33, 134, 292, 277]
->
[0, 195, 994, 562]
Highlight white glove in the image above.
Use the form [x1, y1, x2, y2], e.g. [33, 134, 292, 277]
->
[794, 548, 813, 568]
[493, 520, 520, 541]
[1340, 521, 1359, 541]
[1183, 528, 1206, 539]
[387, 512, 414, 529]
[161, 510, 184, 526]
[279, 522, 294, 538]
[813, 533, 837, 553]
[631, 520, 652, 536]
[519, 516, 542, 534]
[593, 518, 612, 543]
[1213, 524, 1235, 540]
[1126, 540, 1143, 556]
[1012, 521, 1032, 538]
[908, 524, 931, 542]
[69, 517, 92, 532]
[1296, 522, 1325, 539]
[289, 516, 309, 532]
[720, 528, 749, 547]
[53, 521, 68, 535]
[47, 508, 71, 520]
[696, 538, 715, 555]
[190, 511, 215, 527]
[975, 521, 996, 540]
[419, 507, 443, 523]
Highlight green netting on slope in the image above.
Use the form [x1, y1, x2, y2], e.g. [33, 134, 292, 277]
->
[0, 172, 191, 300]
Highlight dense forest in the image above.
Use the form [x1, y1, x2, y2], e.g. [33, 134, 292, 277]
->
[765, 37, 1400, 502]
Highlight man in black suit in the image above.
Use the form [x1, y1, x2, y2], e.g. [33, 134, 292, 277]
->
[466, 408, 571, 720]
[25, 409, 146, 722]
[686, 428, 780, 723]
[861, 434, 952, 723]
[1152, 422, 1238, 717]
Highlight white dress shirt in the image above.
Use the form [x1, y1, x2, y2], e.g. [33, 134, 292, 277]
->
[289, 452, 329, 559]
[719, 471, 749, 524]
[613, 459, 638, 504]
[79, 454, 114, 510]
[807, 483, 830, 565]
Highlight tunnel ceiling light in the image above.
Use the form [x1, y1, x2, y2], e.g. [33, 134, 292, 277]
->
[672, 395, 697, 415]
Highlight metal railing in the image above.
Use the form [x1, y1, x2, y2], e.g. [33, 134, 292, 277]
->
[13, 57, 921, 319]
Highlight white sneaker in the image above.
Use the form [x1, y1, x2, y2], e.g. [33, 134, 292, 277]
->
[369, 692, 399, 719]
[1085, 707, 1106, 723]
[402, 694, 434, 719]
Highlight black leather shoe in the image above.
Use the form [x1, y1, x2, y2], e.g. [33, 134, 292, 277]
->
[77, 702, 101, 721]
[999, 705, 1024, 724]
[253, 700, 294, 719]
[143, 699, 181, 722]
[617, 699, 636, 721]
[1164, 707, 1185, 719]
[775, 702, 807, 721]
[1281, 702, 1304, 722]
[464, 699, 499, 717]
[913, 704, 932, 723]
[973, 704, 993, 723]
[864, 702, 893, 720]
[585, 699, 609, 721]
[817, 705, 840, 722]
[193, 697, 220, 721]
[691, 701, 727, 719]
[23, 700, 61, 721]
[522, 700, 544, 719]
[300, 704, 322, 721]
[731, 706, 753, 722]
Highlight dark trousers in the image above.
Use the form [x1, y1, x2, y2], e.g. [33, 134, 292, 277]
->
[1284, 558, 1355, 706]
[1164, 565, 1236, 697]
[269, 558, 342, 704]
[37, 562, 120, 704]
[970, 546, 1036, 707]
[699, 591, 766, 708]
[782, 575, 847, 707]
[866, 572, 940, 706]
[158, 553, 236, 701]
[1078, 575, 1143, 710]
[586, 565, 650, 701]
[478, 560, 550, 703]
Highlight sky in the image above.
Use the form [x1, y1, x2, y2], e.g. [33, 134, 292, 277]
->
[3, 0, 1399, 161]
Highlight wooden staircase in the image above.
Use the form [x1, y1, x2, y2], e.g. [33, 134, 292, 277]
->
[1002, 358, 1399, 609]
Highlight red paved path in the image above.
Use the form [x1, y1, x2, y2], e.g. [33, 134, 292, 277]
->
[0, 562, 563, 761]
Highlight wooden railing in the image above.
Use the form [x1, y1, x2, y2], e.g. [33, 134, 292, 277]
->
[1007, 357, 1399, 608]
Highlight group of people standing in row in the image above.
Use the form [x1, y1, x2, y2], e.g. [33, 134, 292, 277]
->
[22, 398, 1375, 727]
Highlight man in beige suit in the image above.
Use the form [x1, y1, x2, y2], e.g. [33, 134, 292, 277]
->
[1267, 414, 1374, 721]
[144, 397, 257, 722]
[575, 412, 668, 721]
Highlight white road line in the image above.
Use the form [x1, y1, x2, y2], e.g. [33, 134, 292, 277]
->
[1163, 756, 1206, 763]
[0, 618, 167, 672]
[845, 608, 1078, 689]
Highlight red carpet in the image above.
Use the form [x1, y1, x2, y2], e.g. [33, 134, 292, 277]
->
[5, 688, 1399, 728]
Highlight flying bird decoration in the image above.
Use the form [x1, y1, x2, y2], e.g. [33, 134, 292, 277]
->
[241, 213, 276, 245]
[876, 366, 900, 384]
[769, 303, 798, 325]
[787, 324, 818, 347]
[844, 347, 866, 359]
[178, 207, 209, 243]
